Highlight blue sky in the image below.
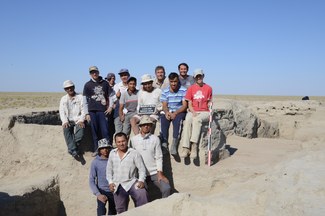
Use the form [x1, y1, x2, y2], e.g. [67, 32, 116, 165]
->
[0, 0, 324, 96]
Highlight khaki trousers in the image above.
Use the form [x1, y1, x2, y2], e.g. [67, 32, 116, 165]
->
[180, 111, 210, 148]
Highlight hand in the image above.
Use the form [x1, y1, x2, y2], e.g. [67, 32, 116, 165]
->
[62, 122, 70, 128]
[170, 112, 177, 120]
[119, 114, 125, 122]
[105, 107, 113, 115]
[157, 172, 169, 184]
[136, 181, 145, 189]
[77, 121, 85, 128]
[86, 114, 91, 122]
[165, 112, 171, 120]
[109, 183, 115, 192]
[97, 194, 108, 204]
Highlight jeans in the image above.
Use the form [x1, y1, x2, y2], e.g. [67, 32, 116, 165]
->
[89, 111, 109, 151]
[160, 112, 186, 144]
[97, 189, 116, 216]
[63, 122, 84, 155]
[113, 183, 148, 214]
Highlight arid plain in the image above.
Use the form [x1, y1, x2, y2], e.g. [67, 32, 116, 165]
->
[0, 92, 324, 216]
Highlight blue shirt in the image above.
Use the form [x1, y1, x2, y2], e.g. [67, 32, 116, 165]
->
[160, 85, 187, 112]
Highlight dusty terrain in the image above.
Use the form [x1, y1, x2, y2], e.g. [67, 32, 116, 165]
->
[0, 93, 324, 216]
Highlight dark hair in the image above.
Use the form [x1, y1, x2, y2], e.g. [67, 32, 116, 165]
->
[114, 132, 128, 142]
[127, 76, 137, 84]
[155, 65, 165, 73]
[168, 72, 179, 80]
[178, 63, 189, 71]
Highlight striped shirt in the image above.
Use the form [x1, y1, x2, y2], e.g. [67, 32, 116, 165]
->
[106, 148, 146, 192]
[130, 133, 163, 176]
[160, 85, 187, 113]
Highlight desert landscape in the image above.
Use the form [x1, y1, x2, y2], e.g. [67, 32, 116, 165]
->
[0, 92, 324, 216]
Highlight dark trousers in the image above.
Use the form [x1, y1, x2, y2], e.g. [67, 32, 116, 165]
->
[113, 183, 148, 214]
[97, 189, 116, 216]
[89, 111, 109, 151]
[160, 112, 186, 144]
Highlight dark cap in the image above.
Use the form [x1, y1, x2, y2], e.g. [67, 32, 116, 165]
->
[105, 73, 115, 80]
[118, 68, 130, 75]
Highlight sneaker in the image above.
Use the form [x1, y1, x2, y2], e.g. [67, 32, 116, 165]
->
[180, 147, 190, 158]
[190, 143, 198, 159]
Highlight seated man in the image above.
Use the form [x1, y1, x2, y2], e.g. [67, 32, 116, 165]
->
[160, 72, 187, 156]
[117, 77, 138, 137]
[131, 74, 162, 135]
[59, 80, 86, 157]
[130, 115, 171, 199]
[106, 132, 148, 214]
[180, 69, 213, 159]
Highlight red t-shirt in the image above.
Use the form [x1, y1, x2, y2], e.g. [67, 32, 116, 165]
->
[185, 83, 212, 112]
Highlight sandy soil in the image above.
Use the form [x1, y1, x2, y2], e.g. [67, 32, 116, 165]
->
[0, 93, 324, 216]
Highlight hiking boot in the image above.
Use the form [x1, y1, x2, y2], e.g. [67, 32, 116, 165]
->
[170, 138, 179, 156]
[180, 147, 190, 158]
[190, 143, 198, 159]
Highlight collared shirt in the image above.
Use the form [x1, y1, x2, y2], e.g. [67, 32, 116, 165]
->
[106, 148, 146, 193]
[59, 93, 85, 125]
[153, 78, 169, 90]
[130, 133, 163, 176]
[160, 85, 187, 113]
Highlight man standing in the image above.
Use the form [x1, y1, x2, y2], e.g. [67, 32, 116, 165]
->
[89, 138, 117, 216]
[160, 73, 187, 156]
[59, 80, 85, 157]
[178, 63, 195, 89]
[105, 72, 117, 143]
[83, 66, 111, 156]
[106, 132, 148, 214]
[180, 69, 213, 159]
[153, 65, 169, 89]
[118, 77, 138, 137]
[113, 69, 130, 136]
[130, 115, 171, 199]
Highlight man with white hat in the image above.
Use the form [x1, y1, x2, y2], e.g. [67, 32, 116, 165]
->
[89, 138, 116, 215]
[130, 115, 171, 199]
[130, 74, 162, 135]
[180, 69, 213, 160]
[59, 80, 86, 157]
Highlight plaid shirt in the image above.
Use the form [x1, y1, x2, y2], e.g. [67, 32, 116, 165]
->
[106, 148, 146, 192]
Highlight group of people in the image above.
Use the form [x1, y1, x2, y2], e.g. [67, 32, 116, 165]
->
[59, 63, 213, 215]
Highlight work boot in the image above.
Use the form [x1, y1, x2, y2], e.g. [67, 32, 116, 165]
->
[170, 138, 179, 156]
[190, 142, 198, 159]
[180, 147, 190, 158]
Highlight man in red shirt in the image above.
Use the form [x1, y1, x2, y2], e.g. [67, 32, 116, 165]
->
[180, 69, 213, 159]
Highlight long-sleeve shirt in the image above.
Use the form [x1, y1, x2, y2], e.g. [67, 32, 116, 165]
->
[59, 93, 85, 125]
[89, 155, 110, 196]
[83, 77, 111, 112]
[130, 133, 163, 176]
[106, 148, 146, 193]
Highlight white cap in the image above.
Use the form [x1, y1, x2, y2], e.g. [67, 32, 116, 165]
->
[193, 69, 204, 78]
[141, 74, 154, 84]
[63, 80, 74, 88]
